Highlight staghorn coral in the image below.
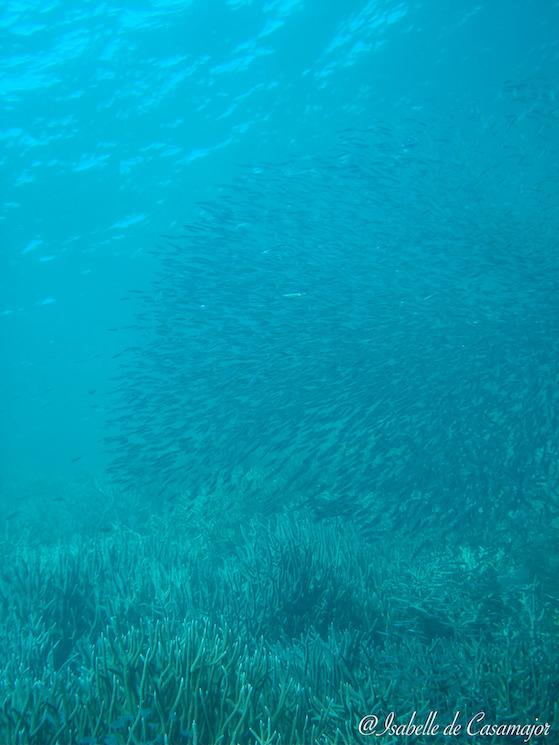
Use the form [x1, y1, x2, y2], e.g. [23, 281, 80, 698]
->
[0, 507, 557, 744]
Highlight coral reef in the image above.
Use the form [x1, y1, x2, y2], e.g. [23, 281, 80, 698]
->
[0, 498, 557, 744]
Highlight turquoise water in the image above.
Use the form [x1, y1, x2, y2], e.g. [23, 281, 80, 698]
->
[1, 2, 558, 743]
[2, 1, 558, 498]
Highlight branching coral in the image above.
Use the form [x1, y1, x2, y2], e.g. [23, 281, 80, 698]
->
[0, 510, 556, 744]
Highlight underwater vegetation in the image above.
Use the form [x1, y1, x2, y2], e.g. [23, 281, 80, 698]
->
[0, 493, 557, 745]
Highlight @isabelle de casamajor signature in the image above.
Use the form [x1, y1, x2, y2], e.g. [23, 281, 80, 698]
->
[358, 711, 551, 742]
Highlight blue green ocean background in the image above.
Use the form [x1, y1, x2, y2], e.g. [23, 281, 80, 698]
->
[1, 1, 558, 743]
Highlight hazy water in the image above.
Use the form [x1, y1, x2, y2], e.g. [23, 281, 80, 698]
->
[1, 0, 558, 533]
